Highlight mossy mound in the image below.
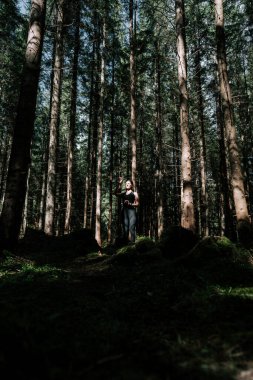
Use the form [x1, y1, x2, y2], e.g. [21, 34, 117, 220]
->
[183, 235, 253, 266]
[109, 244, 137, 265]
[109, 238, 161, 265]
[158, 226, 199, 259]
[186, 236, 238, 261]
[15, 228, 100, 264]
[135, 237, 156, 253]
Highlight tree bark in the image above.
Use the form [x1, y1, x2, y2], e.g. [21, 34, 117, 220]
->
[64, 0, 80, 234]
[129, 0, 137, 188]
[194, 41, 208, 236]
[107, 36, 115, 243]
[216, 92, 235, 240]
[0, 130, 12, 211]
[90, 12, 100, 231]
[83, 39, 95, 229]
[95, 17, 106, 247]
[215, 0, 251, 242]
[154, 41, 164, 238]
[44, 0, 65, 235]
[175, 0, 195, 232]
[0, 0, 47, 249]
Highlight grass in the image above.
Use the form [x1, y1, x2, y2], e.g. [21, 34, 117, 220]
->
[0, 236, 253, 379]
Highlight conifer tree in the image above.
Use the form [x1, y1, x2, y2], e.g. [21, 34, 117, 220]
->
[215, 0, 252, 242]
[0, 0, 47, 249]
[175, 0, 195, 231]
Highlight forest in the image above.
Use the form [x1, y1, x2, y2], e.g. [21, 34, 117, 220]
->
[1, 0, 253, 379]
[0, 0, 253, 246]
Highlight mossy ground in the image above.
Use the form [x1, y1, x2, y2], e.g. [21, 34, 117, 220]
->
[1, 236, 253, 379]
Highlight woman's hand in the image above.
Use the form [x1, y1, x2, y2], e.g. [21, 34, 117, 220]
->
[118, 176, 123, 184]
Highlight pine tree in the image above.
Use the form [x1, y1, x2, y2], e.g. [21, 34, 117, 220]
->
[0, 0, 47, 249]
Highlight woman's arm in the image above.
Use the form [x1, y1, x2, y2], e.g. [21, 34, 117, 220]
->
[132, 192, 139, 207]
[114, 177, 123, 196]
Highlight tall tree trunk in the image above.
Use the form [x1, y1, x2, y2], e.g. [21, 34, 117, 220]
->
[129, 0, 137, 188]
[116, 118, 124, 237]
[90, 14, 101, 231]
[64, 0, 80, 234]
[172, 103, 181, 226]
[235, 56, 253, 216]
[215, 0, 251, 242]
[154, 41, 164, 238]
[0, 0, 47, 249]
[194, 41, 208, 236]
[83, 40, 96, 229]
[21, 168, 30, 237]
[38, 155, 47, 230]
[0, 130, 12, 211]
[216, 93, 235, 240]
[107, 39, 115, 243]
[44, 0, 65, 235]
[95, 17, 106, 247]
[175, 0, 195, 232]
[138, 97, 145, 236]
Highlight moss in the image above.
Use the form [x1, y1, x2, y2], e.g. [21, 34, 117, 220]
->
[135, 237, 156, 254]
[185, 236, 238, 261]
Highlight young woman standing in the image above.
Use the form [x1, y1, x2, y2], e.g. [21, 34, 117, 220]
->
[114, 177, 139, 243]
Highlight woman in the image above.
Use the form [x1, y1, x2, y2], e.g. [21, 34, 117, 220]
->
[114, 177, 139, 243]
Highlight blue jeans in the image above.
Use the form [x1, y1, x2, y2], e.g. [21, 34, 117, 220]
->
[123, 207, 136, 242]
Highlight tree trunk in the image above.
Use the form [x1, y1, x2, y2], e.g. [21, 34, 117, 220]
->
[129, 0, 137, 188]
[215, 0, 251, 242]
[107, 37, 115, 243]
[138, 97, 145, 236]
[216, 93, 235, 240]
[0, 0, 47, 249]
[0, 130, 12, 211]
[90, 15, 101, 232]
[38, 155, 47, 230]
[44, 0, 65, 235]
[21, 168, 30, 237]
[154, 41, 164, 238]
[95, 17, 106, 247]
[172, 102, 181, 226]
[64, 0, 80, 234]
[83, 39, 96, 229]
[175, 0, 195, 232]
[194, 41, 208, 236]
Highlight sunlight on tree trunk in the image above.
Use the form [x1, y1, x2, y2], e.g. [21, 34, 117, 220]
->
[215, 0, 251, 242]
[155, 41, 164, 238]
[129, 0, 137, 188]
[0, 0, 46, 248]
[64, 0, 80, 234]
[95, 18, 106, 247]
[44, 0, 65, 235]
[176, 0, 195, 232]
[194, 41, 208, 236]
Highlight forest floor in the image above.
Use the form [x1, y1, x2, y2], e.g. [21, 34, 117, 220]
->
[1, 231, 253, 380]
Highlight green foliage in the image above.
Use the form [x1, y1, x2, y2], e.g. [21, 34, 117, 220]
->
[135, 236, 156, 253]
[0, 254, 62, 283]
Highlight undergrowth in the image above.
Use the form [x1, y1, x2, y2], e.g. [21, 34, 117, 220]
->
[0, 236, 253, 379]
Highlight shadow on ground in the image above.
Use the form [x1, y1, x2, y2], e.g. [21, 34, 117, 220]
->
[1, 230, 253, 379]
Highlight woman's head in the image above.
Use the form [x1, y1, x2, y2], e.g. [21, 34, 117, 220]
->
[125, 179, 134, 190]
